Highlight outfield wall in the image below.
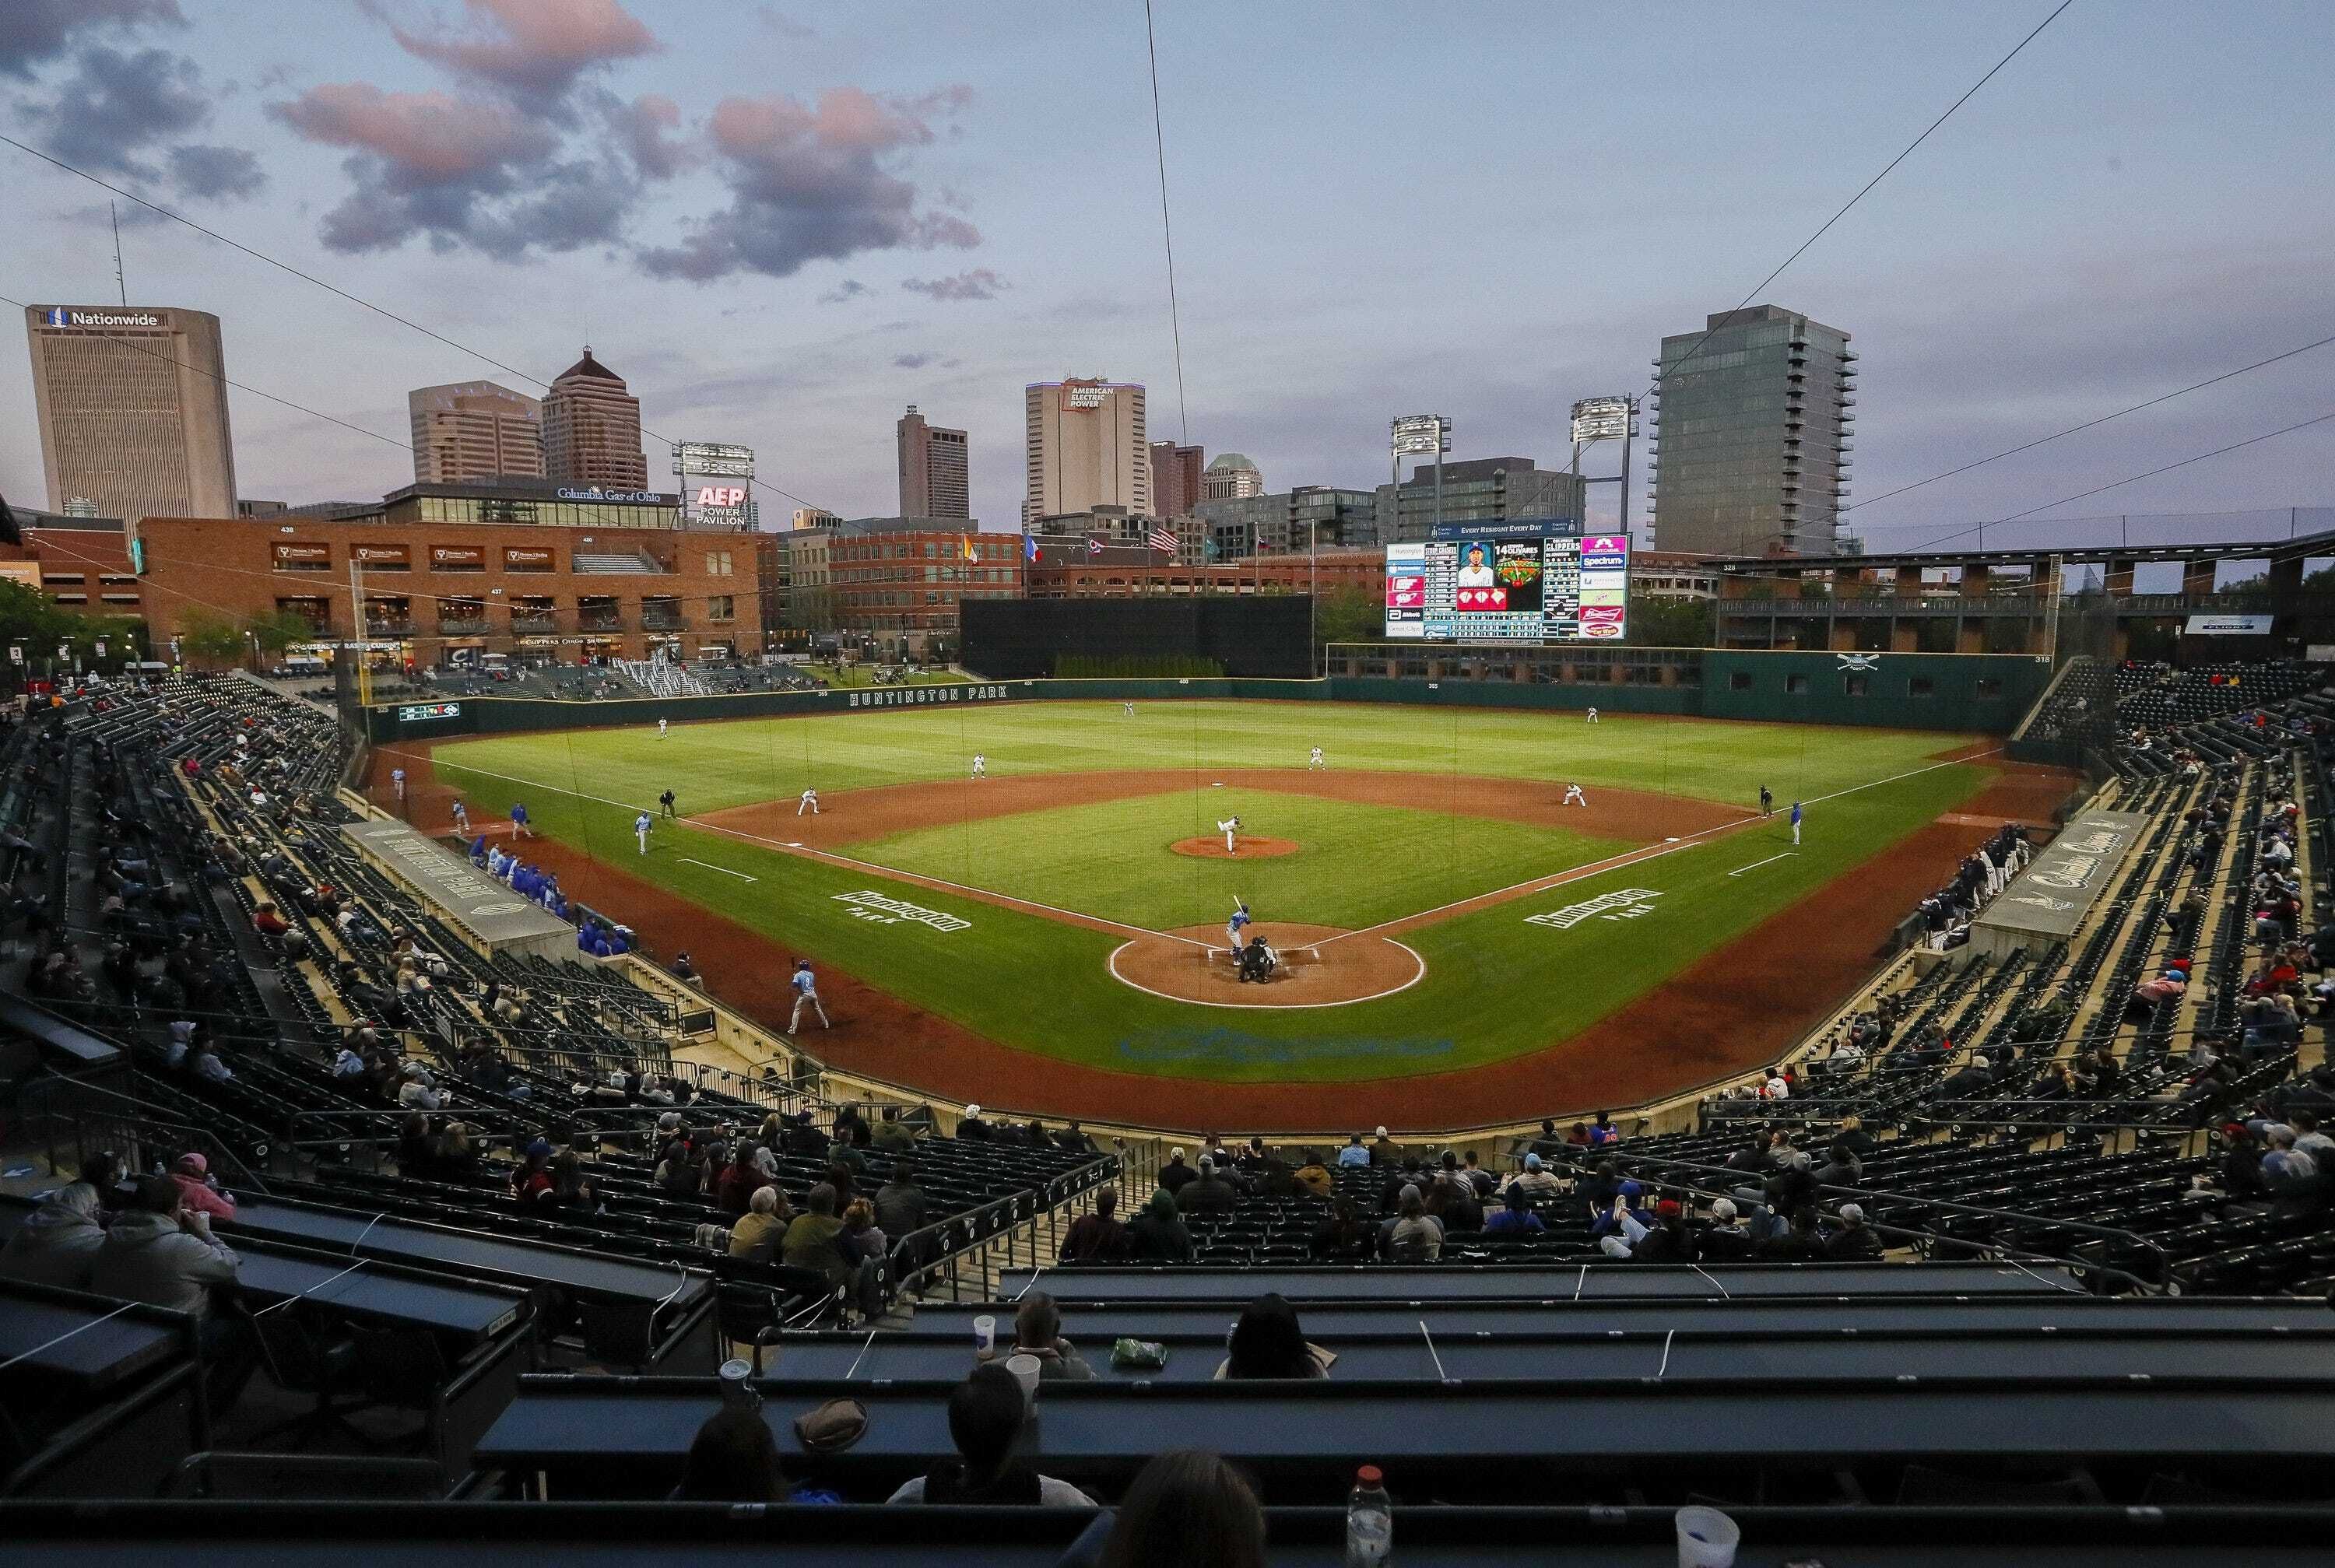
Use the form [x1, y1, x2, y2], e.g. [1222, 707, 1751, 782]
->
[361, 650, 2047, 745]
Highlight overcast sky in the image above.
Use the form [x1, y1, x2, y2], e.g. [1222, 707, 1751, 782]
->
[2, 0, 2329, 550]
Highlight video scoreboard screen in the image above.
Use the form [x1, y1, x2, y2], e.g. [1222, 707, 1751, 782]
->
[1384, 526, 1630, 641]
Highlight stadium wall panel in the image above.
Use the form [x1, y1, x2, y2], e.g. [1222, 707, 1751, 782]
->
[962, 597, 1312, 679]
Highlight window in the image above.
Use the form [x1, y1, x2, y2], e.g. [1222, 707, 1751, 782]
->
[1909, 676, 1935, 697]
[1844, 674, 1869, 696]
[1729, 672, 1753, 691]
[707, 595, 734, 622]
[705, 550, 734, 576]
[1977, 677, 2003, 697]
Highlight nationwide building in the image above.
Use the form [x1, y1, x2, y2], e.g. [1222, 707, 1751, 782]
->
[1024, 377, 1148, 524]
[408, 381, 545, 483]
[1375, 457, 1585, 542]
[542, 346, 648, 490]
[1202, 452, 1264, 500]
[1197, 486, 1379, 559]
[763, 516, 1023, 653]
[897, 406, 970, 519]
[1649, 304, 1856, 556]
[23, 304, 237, 521]
[1150, 442, 1206, 517]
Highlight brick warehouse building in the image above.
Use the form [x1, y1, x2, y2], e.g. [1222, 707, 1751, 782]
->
[131, 514, 763, 665]
[760, 520, 1027, 654]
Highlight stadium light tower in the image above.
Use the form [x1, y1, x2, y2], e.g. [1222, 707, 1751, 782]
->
[1390, 415, 1452, 536]
[1568, 395, 1638, 535]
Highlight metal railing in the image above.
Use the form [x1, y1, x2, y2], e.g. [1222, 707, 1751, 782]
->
[891, 1152, 1121, 1303]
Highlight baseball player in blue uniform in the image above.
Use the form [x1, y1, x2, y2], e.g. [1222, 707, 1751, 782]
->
[790, 959, 830, 1030]
[1225, 898, 1252, 956]
[1790, 800, 1803, 845]
[634, 811, 653, 854]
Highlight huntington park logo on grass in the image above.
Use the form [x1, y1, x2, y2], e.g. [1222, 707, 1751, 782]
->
[832, 889, 971, 933]
[1523, 888, 1663, 930]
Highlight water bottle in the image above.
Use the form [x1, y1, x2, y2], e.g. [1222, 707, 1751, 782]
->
[1346, 1464, 1392, 1567]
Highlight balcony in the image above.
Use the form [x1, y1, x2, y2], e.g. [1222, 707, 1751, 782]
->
[641, 612, 689, 633]
[364, 619, 416, 637]
[578, 613, 627, 633]
[437, 617, 490, 637]
[510, 612, 560, 634]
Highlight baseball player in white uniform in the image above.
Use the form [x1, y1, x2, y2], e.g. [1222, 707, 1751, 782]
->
[789, 959, 830, 1030]
[971, 752, 987, 779]
[798, 788, 820, 816]
[634, 810, 653, 853]
[1217, 815, 1241, 854]
[657, 718, 669, 739]
[1308, 746, 1326, 770]
[450, 799, 469, 836]
[1562, 781, 1588, 807]
[1124, 701, 1136, 717]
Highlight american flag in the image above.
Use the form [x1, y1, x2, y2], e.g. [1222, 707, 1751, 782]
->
[1146, 527, 1178, 553]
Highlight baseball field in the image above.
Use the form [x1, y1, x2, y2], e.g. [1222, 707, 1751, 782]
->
[389, 697, 2074, 1129]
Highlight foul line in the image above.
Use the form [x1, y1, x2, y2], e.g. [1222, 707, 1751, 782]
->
[1729, 852, 1796, 877]
[679, 857, 757, 882]
[1315, 745, 2005, 950]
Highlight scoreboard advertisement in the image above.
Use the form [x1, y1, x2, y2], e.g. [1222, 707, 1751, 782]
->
[1384, 524, 1631, 642]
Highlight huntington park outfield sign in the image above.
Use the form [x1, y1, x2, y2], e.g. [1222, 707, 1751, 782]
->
[847, 684, 1013, 709]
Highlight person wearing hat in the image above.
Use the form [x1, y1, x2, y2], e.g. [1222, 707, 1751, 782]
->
[169, 1152, 237, 1219]
[1505, 1152, 1561, 1198]
[1157, 1146, 1196, 1196]
[1127, 1185, 1195, 1261]
[788, 959, 830, 1032]
[1698, 1197, 1756, 1261]
[955, 1104, 992, 1141]
[1369, 1125, 1400, 1166]
[511, 1138, 555, 1205]
[0, 1152, 117, 1289]
[1824, 1202, 1884, 1260]
[397, 1061, 447, 1112]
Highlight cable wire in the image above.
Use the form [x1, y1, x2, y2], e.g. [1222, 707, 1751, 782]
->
[1142, 0, 1190, 447]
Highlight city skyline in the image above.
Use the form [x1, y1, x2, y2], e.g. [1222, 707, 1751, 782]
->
[1, 3, 2330, 548]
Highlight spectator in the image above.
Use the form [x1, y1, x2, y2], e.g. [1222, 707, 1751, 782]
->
[2262, 1126, 2319, 1187]
[1176, 1158, 1239, 1216]
[1308, 1197, 1376, 1261]
[1697, 1197, 1756, 1261]
[1482, 1184, 1545, 1237]
[1094, 1450, 1268, 1568]
[886, 1365, 1097, 1506]
[983, 1291, 1094, 1381]
[956, 1104, 993, 1141]
[1336, 1133, 1371, 1168]
[1127, 1187, 1195, 1261]
[1369, 1125, 1400, 1166]
[1059, 1186, 1130, 1263]
[1289, 1149, 1333, 1199]
[1427, 1173, 1482, 1234]
[1587, 1110, 1619, 1145]
[511, 1139, 554, 1205]
[163, 1152, 236, 1219]
[872, 1109, 918, 1153]
[1824, 1202, 1885, 1260]
[0, 1164, 112, 1289]
[1758, 1205, 1826, 1261]
[783, 1183, 852, 1288]
[1157, 1147, 1197, 1196]
[674, 1408, 837, 1505]
[1504, 1152, 1561, 1198]
[715, 1145, 764, 1216]
[841, 1197, 887, 1264]
[1461, 1149, 1496, 1198]
[1220, 1293, 1328, 1380]
[729, 1186, 789, 1264]
[876, 1161, 933, 1240]
[90, 1174, 255, 1406]
[655, 1140, 701, 1198]
[1384, 1185, 1444, 1262]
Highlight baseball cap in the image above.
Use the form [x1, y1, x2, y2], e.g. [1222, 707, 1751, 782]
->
[1839, 1203, 1865, 1224]
[174, 1152, 208, 1177]
[1656, 1199, 1682, 1219]
[1523, 1153, 1543, 1171]
[963, 1104, 980, 1118]
[1711, 1198, 1738, 1221]
[525, 1138, 552, 1158]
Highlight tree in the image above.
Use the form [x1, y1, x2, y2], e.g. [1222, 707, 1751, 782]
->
[177, 609, 247, 668]
[1312, 584, 1381, 655]
[1621, 596, 1713, 649]
[244, 607, 315, 655]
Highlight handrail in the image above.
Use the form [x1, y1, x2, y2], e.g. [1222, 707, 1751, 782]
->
[1540, 1145, 2170, 1291]
[890, 1149, 1121, 1303]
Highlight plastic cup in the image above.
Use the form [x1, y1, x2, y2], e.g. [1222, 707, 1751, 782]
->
[973, 1315, 996, 1356]
[1005, 1352, 1042, 1410]
[1674, 1506, 1740, 1568]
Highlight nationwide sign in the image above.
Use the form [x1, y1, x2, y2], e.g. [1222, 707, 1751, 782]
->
[1971, 808, 2147, 949]
[41, 307, 163, 328]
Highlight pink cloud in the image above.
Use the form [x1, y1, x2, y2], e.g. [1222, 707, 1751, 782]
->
[388, 0, 656, 105]
[272, 81, 551, 181]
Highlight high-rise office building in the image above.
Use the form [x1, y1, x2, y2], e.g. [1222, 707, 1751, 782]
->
[1203, 452, 1264, 501]
[1024, 378, 1147, 524]
[409, 381, 545, 484]
[1198, 485, 1380, 559]
[23, 304, 237, 519]
[1150, 441, 1206, 516]
[897, 405, 970, 519]
[1649, 304, 1855, 556]
[542, 346, 648, 489]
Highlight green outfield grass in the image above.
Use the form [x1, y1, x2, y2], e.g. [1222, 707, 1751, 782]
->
[424, 702, 1990, 1082]
[848, 787, 1634, 932]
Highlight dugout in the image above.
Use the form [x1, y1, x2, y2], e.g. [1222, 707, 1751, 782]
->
[961, 596, 1312, 680]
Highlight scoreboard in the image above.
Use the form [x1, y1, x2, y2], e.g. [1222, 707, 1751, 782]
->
[1384, 525, 1631, 642]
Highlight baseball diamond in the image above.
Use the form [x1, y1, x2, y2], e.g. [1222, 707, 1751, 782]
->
[384, 698, 2077, 1127]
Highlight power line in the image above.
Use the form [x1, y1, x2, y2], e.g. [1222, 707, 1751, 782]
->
[1142, 0, 1190, 447]
[1649, 0, 2074, 402]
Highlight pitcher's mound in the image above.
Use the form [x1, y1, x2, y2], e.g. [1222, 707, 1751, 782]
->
[1170, 835, 1299, 860]
[1111, 922, 1423, 1009]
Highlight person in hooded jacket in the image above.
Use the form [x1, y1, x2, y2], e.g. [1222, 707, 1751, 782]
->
[0, 1153, 117, 1288]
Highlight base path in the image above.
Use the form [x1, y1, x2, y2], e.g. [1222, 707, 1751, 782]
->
[1113, 922, 1423, 1008]
[1170, 836, 1299, 860]
[691, 767, 1744, 853]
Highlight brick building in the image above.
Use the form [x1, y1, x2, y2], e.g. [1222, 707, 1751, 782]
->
[1027, 546, 1385, 599]
[132, 514, 760, 665]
